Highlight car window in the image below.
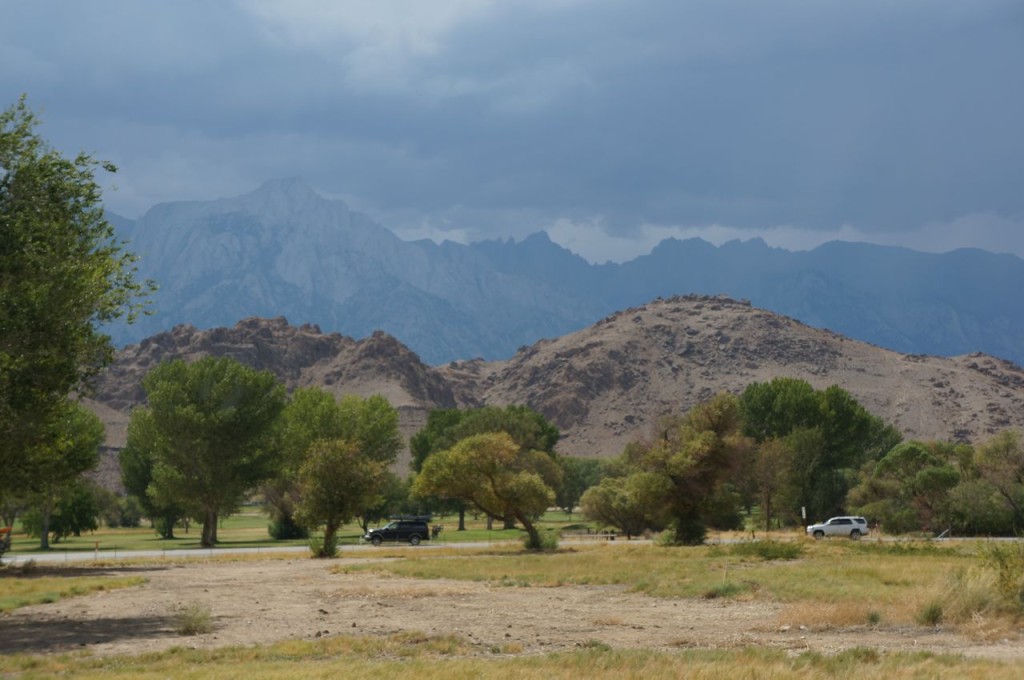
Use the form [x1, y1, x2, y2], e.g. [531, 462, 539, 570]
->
[836, 518, 851, 525]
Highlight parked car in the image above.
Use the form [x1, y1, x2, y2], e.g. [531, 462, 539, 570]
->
[363, 518, 431, 546]
[805, 516, 869, 540]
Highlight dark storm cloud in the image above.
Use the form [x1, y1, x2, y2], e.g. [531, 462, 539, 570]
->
[2, 0, 1022, 259]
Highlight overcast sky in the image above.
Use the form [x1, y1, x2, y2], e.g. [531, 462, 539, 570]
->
[3, 1, 1022, 262]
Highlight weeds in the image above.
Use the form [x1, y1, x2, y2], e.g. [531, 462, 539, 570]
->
[979, 541, 1024, 611]
[176, 602, 215, 635]
[916, 600, 943, 627]
[702, 581, 750, 599]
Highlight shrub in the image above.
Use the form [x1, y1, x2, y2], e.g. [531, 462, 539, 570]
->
[916, 600, 943, 627]
[522, 529, 559, 551]
[268, 514, 309, 540]
[176, 602, 214, 635]
[702, 581, 750, 599]
[308, 533, 339, 558]
[980, 541, 1024, 611]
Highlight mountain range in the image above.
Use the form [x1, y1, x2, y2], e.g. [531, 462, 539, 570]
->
[87, 296, 1024, 485]
[107, 178, 1024, 367]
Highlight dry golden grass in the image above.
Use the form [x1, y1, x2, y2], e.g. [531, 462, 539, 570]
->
[1, 633, 1022, 679]
[0, 569, 146, 613]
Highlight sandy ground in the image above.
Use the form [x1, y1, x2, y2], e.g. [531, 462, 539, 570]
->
[2, 556, 1023, 661]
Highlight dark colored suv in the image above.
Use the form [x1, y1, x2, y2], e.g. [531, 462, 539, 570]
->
[363, 519, 430, 546]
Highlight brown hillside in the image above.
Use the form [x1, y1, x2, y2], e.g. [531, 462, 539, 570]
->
[87, 296, 1024, 475]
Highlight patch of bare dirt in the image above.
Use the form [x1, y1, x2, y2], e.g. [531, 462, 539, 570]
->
[2, 557, 1022, 661]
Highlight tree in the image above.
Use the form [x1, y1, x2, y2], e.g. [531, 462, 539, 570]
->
[411, 405, 560, 531]
[751, 438, 791, 531]
[25, 400, 104, 549]
[739, 378, 898, 522]
[357, 472, 411, 533]
[120, 408, 186, 538]
[1, 96, 151, 500]
[410, 408, 464, 472]
[580, 473, 670, 538]
[23, 478, 101, 545]
[413, 432, 561, 550]
[556, 456, 603, 518]
[265, 388, 402, 539]
[627, 394, 750, 544]
[293, 439, 387, 557]
[975, 430, 1024, 532]
[847, 441, 959, 534]
[133, 357, 286, 547]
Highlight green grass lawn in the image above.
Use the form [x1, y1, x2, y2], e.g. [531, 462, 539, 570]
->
[3, 509, 597, 555]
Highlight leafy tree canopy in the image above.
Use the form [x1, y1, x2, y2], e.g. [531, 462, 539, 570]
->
[625, 394, 750, 544]
[413, 432, 561, 549]
[1, 95, 151, 495]
[134, 356, 286, 547]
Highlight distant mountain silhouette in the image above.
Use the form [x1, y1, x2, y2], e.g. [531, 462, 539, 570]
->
[107, 179, 1024, 366]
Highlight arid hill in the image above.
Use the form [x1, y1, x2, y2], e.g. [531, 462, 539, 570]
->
[87, 296, 1024, 475]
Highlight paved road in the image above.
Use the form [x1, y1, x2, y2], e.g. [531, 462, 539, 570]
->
[1, 536, 636, 565]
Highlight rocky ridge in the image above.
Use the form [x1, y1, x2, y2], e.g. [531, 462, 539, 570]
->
[87, 295, 1024, 470]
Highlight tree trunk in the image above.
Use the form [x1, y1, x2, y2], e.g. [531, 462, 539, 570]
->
[520, 515, 542, 550]
[39, 498, 53, 550]
[200, 508, 218, 547]
[457, 507, 466, 531]
[503, 515, 515, 530]
[321, 520, 338, 558]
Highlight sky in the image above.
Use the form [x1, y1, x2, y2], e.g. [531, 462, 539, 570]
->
[2, 0, 1022, 263]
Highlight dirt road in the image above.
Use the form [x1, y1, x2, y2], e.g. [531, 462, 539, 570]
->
[2, 557, 1022, 660]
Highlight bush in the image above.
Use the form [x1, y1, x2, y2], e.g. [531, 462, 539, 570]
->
[308, 533, 338, 558]
[522, 529, 559, 551]
[175, 602, 214, 635]
[980, 541, 1024, 611]
[916, 600, 943, 626]
[268, 514, 309, 540]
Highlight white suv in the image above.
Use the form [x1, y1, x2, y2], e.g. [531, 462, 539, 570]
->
[806, 516, 869, 540]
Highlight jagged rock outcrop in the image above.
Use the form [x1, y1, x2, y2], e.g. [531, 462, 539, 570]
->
[88, 296, 1024, 474]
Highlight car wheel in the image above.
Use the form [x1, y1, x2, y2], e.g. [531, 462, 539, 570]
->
[410, 535, 421, 546]
[813, 530, 824, 539]
[371, 535, 382, 546]
[850, 529, 861, 540]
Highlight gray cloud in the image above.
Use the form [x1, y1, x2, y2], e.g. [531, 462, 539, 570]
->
[2, 0, 1022, 258]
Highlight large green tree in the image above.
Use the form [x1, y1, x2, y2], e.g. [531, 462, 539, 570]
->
[740, 378, 900, 523]
[293, 438, 387, 557]
[1, 96, 151, 499]
[847, 441, 960, 533]
[120, 409, 186, 538]
[580, 472, 670, 538]
[625, 394, 750, 544]
[411, 405, 560, 530]
[413, 432, 561, 549]
[265, 388, 402, 538]
[555, 456, 603, 518]
[132, 357, 286, 547]
[25, 399, 104, 549]
[975, 430, 1024, 532]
